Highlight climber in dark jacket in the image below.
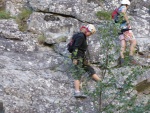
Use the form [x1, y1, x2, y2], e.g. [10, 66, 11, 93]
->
[71, 24, 101, 98]
[72, 32, 87, 59]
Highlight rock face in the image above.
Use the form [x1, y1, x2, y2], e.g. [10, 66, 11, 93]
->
[29, 0, 101, 23]
[0, 0, 150, 112]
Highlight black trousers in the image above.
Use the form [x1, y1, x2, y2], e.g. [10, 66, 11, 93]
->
[72, 57, 95, 80]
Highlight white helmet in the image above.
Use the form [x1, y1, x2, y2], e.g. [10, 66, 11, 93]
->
[86, 24, 96, 34]
[120, 0, 130, 5]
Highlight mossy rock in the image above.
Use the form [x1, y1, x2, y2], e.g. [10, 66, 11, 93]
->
[16, 8, 32, 31]
[96, 11, 111, 20]
[0, 10, 11, 19]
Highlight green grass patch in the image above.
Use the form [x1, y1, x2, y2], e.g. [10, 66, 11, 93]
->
[0, 10, 11, 19]
[16, 8, 32, 31]
[38, 34, 46, 44]
[96, 11, 111, 20]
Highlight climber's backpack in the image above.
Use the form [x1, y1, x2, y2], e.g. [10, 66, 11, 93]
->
[67, 32, 79, 53]
[67, 39, 74, 53]
[67, 32, 85, 53]
[111, 8, 120, 23]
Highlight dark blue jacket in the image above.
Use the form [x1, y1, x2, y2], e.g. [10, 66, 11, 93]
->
[72, 32, 87, 59]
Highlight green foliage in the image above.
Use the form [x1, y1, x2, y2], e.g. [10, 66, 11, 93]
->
[96, 11, 111, 20]
[38, 34, 46, 44]
[69, 58, 86, 80]
[16, 8, 32, 31]
[92, 21, 148, 113]
[71, 21, 148, 113]
[68, 19, 148, 113]
[0, 10, 11, 19]
[97, 21, 120, 68]
[99, 0, 105, 1]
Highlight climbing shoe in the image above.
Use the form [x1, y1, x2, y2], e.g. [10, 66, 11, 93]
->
[118, 57, 125, 67]
[74, 91, 87, 98]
